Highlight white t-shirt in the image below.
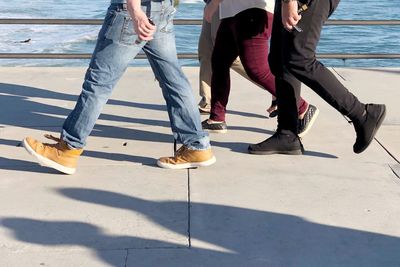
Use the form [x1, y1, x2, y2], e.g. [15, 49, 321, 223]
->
[219, 0, 275, 19]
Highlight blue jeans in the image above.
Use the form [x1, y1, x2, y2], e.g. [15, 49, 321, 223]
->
[62, 0, 210, 150]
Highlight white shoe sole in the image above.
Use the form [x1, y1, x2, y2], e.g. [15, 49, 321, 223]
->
[157, 156, 216, 170]
[298, 108, 320, 138]
[198, 106, 211, 114]
[22, 138, 76, 175]
[205, 129, 227, 134]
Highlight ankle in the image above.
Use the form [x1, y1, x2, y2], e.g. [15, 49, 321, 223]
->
[298, 103, 309, 119]
[351, 104, 368, 125]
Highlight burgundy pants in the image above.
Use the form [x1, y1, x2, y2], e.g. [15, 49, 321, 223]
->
[210, 8, 308, 122]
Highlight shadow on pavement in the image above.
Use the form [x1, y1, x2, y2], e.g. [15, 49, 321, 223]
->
[0, 82, 170, 134]
[2, 188, 399, 266]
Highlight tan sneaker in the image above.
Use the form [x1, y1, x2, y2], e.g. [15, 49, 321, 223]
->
[157, 146, 216, 169]
[22, 134, 83, 175]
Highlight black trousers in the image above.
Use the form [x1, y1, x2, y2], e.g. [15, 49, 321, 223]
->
[269, 0, 365, 133]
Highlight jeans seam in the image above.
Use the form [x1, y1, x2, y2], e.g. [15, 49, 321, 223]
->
[104, 11, 118, 39]
[119, 15, 132, 45]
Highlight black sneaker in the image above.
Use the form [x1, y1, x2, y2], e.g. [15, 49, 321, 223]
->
[353, 104, 386, 154]
[248, 129, 304, 155]
[298, 104, 319, 137]
[202, 119, 228, 133]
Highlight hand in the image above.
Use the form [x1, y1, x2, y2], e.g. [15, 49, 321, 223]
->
[281, 0, 301, 31]
[129, 8, 156, 41]
[204, 0, 219, 23]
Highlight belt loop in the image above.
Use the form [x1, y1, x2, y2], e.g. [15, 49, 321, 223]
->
[122, 3, 128, 10]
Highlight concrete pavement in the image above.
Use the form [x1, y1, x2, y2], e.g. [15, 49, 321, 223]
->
[0, 67, 399, 266]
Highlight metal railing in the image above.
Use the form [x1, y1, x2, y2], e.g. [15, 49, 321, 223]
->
[1, 18, 400, 60]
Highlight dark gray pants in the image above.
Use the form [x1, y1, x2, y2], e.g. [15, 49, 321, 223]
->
[269, 0, 365, 133]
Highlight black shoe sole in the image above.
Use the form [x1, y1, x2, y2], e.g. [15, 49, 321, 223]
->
[354, 105, 386, 154]
[269, 110, 278, 118]
[248, 149, 303, 155]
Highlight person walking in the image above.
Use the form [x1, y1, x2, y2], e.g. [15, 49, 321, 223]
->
[248, 0, 386, 155]
[22, 0, 216, 174]
[201, 0, 319, 136]
[197, 0, 278, 117]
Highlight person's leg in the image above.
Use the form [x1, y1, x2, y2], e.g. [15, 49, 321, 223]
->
[213, 11, 263, 92]
[230, 58, 249, 79]
[23, 4, 144, 174]
[251, 0, 385, 154]
[206, 7, 288, 119]
[62, 5, 143, 149]
[141, 0, 215, 168]
[237, 9, 308, 114]
[225, 15, 278, 118]
[248, 1, 314, 155]
[267, 0, 306, 134]
[207, 6, 277, 117]
[283, 0, 368, 133]
[209, 17, 239, 123]
[286, 0, 385, 153]
[197, 4, 223, 113]
[144, 5, 209, 150]
[236, 10, 275, 95]
[198, 7, 215, 111]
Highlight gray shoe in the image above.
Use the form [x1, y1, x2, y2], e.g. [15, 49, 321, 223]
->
[298, 104, 319, 137]
[202, 119, 227, 133]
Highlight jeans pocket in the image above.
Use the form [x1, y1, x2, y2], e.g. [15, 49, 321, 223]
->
[119, 16, 137, 45]
[159, 6, 176, 33]
[103, 10, 118, 39]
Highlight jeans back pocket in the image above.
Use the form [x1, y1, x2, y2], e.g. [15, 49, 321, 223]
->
[119, 16, 137, 45]
[105, 11, 123, 40]
[101, 10, 117, 40]
[104, 11, 137, 46]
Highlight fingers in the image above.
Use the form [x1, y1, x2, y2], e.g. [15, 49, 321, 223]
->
[138, 20, 156, 40]
[205, 12, 212, 23]
[292, 13, 302, 22]
[204, 1, 218, 24]
[281, 1, 302, 32]
[135, 17, 156, 41]
[284, 15, 301, 30]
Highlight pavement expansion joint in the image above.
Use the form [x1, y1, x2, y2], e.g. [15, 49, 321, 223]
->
[389, 164, 400, 179]
[186, 170, 192, 248]
[375, 138, 400, 164]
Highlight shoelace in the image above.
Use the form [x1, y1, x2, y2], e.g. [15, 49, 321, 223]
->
[42, 134, 62, 148]
[174, 146, 187, 158]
